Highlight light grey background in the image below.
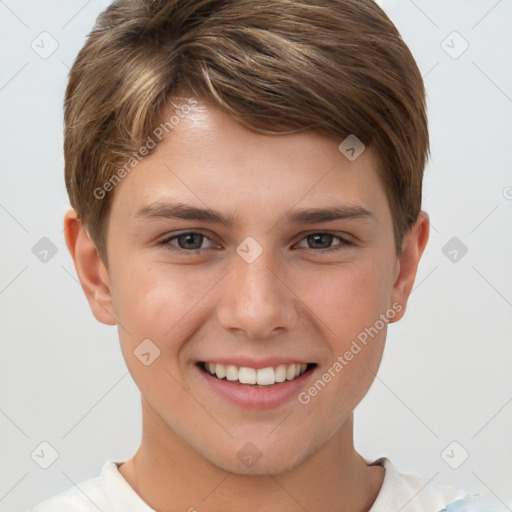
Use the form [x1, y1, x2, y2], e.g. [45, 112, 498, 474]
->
[1, 0, 511, 511]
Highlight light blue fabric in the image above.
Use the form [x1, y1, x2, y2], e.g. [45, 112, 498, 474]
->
[441, 493, 509, 512]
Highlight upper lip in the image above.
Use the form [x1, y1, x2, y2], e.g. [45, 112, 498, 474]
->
[198, 358, 315, 369]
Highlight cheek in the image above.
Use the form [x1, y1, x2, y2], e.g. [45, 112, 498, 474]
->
[299, 263, 392, 419]
[110, 262, 206, 403]
[306, 259, 394, 342]
[110, 260, 235, 379]
[110, 260, 202, 347]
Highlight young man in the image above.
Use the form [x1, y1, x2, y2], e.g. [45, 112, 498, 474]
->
[30, 0, 504, 511]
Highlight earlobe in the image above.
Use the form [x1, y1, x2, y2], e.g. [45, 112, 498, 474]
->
[63, 208, 117, 326]
[389, 211, 430, 323]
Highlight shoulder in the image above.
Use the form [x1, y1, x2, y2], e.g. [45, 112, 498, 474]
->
[367, 457, 508, 512]
[366, 457, 465, 512]
[29, 462, 121, 512]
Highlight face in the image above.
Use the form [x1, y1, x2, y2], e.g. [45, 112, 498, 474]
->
[97, 100, 404, 475]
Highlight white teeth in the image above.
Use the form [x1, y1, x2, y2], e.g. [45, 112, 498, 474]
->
[275, 364, 287, 383]
[286, 364, 296, 381]
[205, 362, 310, 386]
[238, 367, 257, 384]
[225, 364, 238, 381]
[256, 367, 275, 386]
[215, 364, 226, 379]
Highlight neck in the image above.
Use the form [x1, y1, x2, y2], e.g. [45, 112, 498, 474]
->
[119, 397, 384, 512]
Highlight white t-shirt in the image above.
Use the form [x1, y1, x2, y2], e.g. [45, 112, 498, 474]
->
[27, 457, 478, 512]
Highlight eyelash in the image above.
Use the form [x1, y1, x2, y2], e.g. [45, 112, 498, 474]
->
[159, 231, 354, 255]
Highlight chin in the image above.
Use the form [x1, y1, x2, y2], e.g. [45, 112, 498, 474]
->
[203, 436, 314, 476]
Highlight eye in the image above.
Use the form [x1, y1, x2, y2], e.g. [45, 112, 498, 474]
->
[160, 231, 218, 254]
[296, 232, 353, 252]
[159, 230, 353, 256]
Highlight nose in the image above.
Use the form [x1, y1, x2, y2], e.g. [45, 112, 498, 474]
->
[216, 245, 298, 339]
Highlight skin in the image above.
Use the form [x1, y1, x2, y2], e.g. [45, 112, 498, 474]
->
[64, 100, 429, 512]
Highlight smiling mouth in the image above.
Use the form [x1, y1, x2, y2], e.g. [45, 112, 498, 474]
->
[198, 362, 317, 386]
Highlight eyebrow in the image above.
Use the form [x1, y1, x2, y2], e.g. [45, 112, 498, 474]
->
[134, 201, 375, 228]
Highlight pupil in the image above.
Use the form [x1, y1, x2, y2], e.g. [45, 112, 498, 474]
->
[180, 233, 201, 249]
[309, 233, 331, 249]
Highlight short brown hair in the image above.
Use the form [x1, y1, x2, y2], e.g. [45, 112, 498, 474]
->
[64, 0, 429, 265]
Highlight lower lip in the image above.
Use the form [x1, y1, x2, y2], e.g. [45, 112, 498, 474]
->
[196, 364, 316, 410]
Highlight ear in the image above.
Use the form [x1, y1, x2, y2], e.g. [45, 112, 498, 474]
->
[63, 208, 117, 326]
[389, 210, 430, 323]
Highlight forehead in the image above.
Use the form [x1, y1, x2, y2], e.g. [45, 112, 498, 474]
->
[108, 102, 389, 227]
